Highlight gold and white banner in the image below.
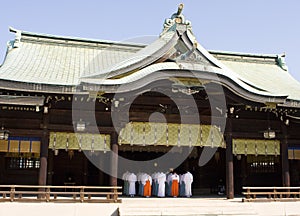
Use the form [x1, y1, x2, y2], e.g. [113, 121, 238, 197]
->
[118, 122, 225, 148]
[233, 139, 280, 156]
[49, 132, 110, 152]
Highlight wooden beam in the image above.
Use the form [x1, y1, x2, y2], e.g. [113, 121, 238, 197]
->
[0, 118, 41, 129]
[8, 129, 44, 137]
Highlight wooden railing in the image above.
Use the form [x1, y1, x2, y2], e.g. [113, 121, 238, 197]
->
[0, 185, 122, 203]
[243, 186, 300, 202]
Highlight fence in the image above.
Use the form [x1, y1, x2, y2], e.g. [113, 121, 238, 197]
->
[243, 186, 300, 202]
[0, 185, 122, 203]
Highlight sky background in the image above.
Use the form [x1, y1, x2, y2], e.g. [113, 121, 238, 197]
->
[0, 0, 300, 81]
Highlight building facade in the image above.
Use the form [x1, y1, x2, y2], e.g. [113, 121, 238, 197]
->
[0, 5, 299, 198]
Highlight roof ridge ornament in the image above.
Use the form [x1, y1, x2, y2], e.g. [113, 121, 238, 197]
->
[160, 3, 192, 37]
[8, 27, 21, 49]
[276, 53, 288, 71]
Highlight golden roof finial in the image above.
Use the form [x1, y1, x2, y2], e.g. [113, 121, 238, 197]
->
[177, 3, 184, 16]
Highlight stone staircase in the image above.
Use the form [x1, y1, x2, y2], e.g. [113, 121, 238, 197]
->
[118, 197, 256, 216]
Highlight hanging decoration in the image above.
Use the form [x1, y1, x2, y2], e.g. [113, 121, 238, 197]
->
[288, 147, 300, 160]
[0, 137, 41, 158]
[232, 139, 280, 156]
[118, 122, 225, 148]
[49, 132, 110, 152]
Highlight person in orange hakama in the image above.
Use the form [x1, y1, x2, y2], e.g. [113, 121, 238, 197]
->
[142, 174, 152, 197]
[171, 172, 179, 197]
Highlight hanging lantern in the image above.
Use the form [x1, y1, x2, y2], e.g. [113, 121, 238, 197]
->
[76, 119, 86, 132]
[263, 128, 276, 139]
[0, 126, 10, 140]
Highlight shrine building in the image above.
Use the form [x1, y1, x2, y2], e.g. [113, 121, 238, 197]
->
[0, 4, 299, 198]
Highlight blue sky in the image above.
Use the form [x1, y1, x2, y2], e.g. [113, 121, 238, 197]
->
[1, 0, 300, 81]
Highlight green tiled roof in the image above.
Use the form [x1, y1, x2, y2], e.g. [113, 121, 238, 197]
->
[209, 51, 300, 101]
[0, 29, 144, 86]
[0, 27, 300, 106]
[220, 59, 300, 101]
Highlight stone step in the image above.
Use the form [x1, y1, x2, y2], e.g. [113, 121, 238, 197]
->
[119, 198, 256, 216]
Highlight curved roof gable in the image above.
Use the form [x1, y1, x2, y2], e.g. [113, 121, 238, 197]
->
[0, 4, 299, 108]
[80, 5, 290, 105]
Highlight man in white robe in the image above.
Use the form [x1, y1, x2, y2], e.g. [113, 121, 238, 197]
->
[128, 172, 137, 197]
[183, 171, 193, 197]
[157, 172, 166, 197]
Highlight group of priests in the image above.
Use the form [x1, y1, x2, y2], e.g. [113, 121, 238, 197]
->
[122, 171, 193, 198]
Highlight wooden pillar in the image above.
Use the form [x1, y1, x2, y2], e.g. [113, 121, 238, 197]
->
[226, 114, 234, 199]
[38, 130, 49, 186]
[83, 155, 88, 185]
[39, 111, 49, 186]
[99, 156, 104, 185]
[47, 150, 54, 185]
[240, 155, 247, 188]
[0, 153, 5, 184]
[110, 132, 118, 186]
[281, 124, 290, 187]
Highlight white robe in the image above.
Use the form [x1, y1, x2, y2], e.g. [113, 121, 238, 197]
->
[128, 173, 137, 195]
[157, 172, 166, 197]
[171, 173, 179, 182]
[183, 172, 193, 197]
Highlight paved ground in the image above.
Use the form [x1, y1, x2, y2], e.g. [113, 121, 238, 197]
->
[0, 197, 300, 216]
[119, 197, 300, 216]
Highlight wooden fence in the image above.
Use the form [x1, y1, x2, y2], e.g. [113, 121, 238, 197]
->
[0, 185, 122, 203]
[243, 186, 300, 202]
